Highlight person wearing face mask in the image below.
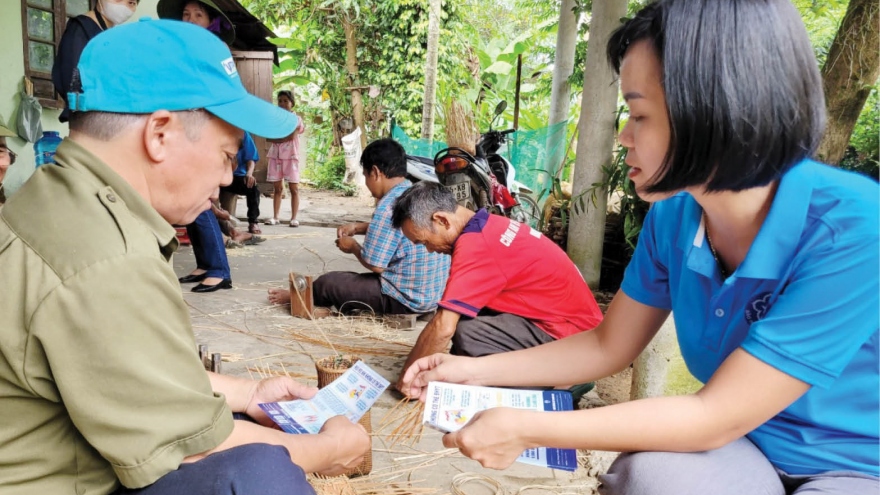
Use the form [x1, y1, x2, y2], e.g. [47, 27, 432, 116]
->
[52, 0, 140, 123]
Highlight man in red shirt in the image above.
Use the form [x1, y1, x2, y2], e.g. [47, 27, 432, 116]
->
[390, 181, 603, 390]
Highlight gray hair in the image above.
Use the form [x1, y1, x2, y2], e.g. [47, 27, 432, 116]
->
[392, 181, 457, 230]
[69, 109, 211, 142]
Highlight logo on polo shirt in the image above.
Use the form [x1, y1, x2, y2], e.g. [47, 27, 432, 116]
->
[499, 220, 521, 247]
[744, 292, 773, 324]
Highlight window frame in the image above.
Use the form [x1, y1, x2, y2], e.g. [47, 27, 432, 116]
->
[20, 0, 96, 109]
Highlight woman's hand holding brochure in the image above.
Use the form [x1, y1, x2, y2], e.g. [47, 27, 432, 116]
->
[400, 353, 480, 400]
[443, 407, 533, 470]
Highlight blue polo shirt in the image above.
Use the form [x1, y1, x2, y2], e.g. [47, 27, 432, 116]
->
[621, 159, 879, 476]
[234, 132, 259, 177]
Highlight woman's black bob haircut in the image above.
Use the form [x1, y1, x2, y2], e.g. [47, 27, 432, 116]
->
[607, 0, 826, 193]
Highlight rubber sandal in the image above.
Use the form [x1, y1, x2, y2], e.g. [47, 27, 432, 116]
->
[264, 218, 279, 225]
[248, 223, 262, 234]
[289, 219, 300, 227]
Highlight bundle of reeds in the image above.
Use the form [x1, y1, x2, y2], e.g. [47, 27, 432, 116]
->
[377, 397, 426, 448]
[444, 98, 478, 155]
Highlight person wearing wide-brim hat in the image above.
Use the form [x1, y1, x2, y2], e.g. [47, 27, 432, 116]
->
[159, 0, 238, 292]
[157, 0, 235, 44]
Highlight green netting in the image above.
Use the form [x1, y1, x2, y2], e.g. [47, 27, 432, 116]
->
[392, 121, 569, 201]
[505, 120, 569, 197]
[391, 126, 449, 159]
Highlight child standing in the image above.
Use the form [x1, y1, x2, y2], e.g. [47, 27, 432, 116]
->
[266, 90, 305, 227]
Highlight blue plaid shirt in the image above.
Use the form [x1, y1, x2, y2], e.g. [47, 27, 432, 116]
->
[361, 180, 450, 312]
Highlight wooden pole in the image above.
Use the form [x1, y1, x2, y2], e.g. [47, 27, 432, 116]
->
[343, 14, 367, 149]
[513, 54, 522, 130]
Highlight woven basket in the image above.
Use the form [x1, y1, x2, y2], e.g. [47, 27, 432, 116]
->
[314, 355, 372, 477]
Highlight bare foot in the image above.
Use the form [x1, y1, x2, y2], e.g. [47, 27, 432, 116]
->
[312, 307, 333, 319]
[268, 287, 291, 305]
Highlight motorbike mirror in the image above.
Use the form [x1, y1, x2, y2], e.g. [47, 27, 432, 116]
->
[490, 101, 508, 130]
[494, 101, 507, 117]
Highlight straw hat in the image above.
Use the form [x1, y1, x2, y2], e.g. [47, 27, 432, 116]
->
[157, 0, 235, 44]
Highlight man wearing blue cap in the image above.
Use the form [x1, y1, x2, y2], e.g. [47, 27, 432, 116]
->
[0, 20, 368, 495]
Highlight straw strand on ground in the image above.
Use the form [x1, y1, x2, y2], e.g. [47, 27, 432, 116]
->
[376, 398, 427, 448]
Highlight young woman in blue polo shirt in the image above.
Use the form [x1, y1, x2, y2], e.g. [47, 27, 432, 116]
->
[398, 1, 879, 493]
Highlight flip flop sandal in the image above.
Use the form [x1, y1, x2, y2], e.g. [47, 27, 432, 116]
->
[289, 219, 300, 227]
[264, 218, 279, 225]
[248, 223, 262, 234]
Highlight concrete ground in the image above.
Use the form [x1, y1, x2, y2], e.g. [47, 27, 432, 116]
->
[176, 186, 622, 494]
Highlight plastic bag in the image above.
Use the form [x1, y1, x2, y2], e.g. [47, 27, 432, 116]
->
[341, 127, 371, 200]
[16, 91, 43, 143]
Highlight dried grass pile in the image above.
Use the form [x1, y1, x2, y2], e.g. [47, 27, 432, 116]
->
[279, 313, 412, 360]
[246, 359, 317, 383]
[444, 98, 478, 155]
[307, 472, 439, 495]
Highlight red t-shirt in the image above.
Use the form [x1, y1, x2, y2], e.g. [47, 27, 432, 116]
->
[439, 210, 603, 339]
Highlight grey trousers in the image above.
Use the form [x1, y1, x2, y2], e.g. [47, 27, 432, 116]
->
[450, 310, 555, 357]
[312, 271, 414, 315]
[599, 437, 879, 495]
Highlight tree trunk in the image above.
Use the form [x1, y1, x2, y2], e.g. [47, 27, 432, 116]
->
[546, 0, 578, 173]
[343, 15, 367, 149]
[815, 0, 880, 165]
[566, 0, 627, 289]
[420, 0, 442, 140]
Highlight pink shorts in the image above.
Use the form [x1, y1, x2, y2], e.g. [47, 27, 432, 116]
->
[267, 140, 300, 183]
[267, 158, 300, 183]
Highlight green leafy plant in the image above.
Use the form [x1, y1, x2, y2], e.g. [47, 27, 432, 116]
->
[840, 86, 879, 181]
[303, 152, 355, 195]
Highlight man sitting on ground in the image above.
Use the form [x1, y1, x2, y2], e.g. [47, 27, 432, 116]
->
[390, 181, 603, 390]
[269, 138, 450, 317]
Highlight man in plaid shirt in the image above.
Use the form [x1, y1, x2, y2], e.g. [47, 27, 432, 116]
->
[269, 139, 450, 316]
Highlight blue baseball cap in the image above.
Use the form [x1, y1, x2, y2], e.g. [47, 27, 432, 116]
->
[69, 19, 297, 139]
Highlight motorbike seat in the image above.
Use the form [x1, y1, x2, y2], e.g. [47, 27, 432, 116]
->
[406, 154, 434, 167]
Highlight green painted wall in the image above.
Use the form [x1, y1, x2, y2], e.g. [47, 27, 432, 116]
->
[0, 0, 159, 195]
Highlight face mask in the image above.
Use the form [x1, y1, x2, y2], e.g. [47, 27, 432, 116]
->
[101, 1, 135, 25]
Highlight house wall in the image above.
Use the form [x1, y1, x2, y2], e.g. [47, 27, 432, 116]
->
[0, 0, 160, 196]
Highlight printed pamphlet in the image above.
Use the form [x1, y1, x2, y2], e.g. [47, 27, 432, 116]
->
[422, 381, 578, 471]
[260, 360, 390, 434]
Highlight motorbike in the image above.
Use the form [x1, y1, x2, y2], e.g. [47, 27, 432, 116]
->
[405, 101, 539, 226]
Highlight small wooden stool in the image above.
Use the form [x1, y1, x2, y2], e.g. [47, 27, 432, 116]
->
[289, 272, 315, 319]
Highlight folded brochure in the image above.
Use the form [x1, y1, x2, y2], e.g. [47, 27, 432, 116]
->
[422, 381, 577, 471]
[260, 360, 390, 434]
